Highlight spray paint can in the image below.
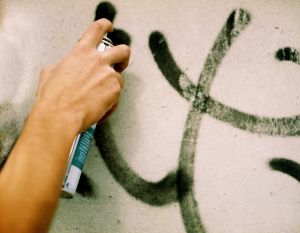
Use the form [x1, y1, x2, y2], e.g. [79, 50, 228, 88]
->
[61, 36, 113, 198]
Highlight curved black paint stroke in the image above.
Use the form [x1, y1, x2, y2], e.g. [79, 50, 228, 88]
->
[92, 1, 178, 206]
[94, 122, 178, 206]
[269, 158, 300, 183]
[149, 32, 196, 100]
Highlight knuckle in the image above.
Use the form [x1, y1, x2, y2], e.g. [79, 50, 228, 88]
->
[75, 42, 90, 54]
[111, 78, 122, 95]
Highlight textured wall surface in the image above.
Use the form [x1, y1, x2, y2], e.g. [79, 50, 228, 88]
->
[0, 1, 300, 232]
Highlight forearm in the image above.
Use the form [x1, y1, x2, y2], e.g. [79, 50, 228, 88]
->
[0, 19, 130, 233]
[0, 105, 79, 233]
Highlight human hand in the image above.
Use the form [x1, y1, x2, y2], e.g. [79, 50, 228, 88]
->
[33, 19, 130, 133]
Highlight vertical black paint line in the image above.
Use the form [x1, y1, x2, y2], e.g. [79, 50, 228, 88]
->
[269, 158, 300, 183]
[275, 47, 300, 65]
[177, 109, 206, 233]
[175, 9, 250, 233]
[206, 98, 300, 136]
[149, 31, 196, 101]
[197, 9, 251, 96]
[94, 122, 178, 206]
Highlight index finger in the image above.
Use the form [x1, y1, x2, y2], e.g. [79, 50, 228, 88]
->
[101, 44, 131, 72]
[79, 19, 113, 48]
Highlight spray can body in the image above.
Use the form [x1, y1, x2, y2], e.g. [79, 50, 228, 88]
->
[61, 36, 113, 198]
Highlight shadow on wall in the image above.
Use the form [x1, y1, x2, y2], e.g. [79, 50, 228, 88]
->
[0, 103, 19, 168]
[0, 1, 24, 167]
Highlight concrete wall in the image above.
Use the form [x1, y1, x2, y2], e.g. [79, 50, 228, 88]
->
[0, 1, 300, 232]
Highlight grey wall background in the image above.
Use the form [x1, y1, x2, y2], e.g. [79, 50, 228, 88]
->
[0, 0, 300, 232]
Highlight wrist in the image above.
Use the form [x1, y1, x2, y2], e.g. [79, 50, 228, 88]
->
[28, 101, 81, 140]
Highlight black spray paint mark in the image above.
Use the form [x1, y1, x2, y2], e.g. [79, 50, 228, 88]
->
[95, 1, 116, 22]
[276, 47, 300, 65]
[77, 172, 96, 197]
[149, 32, 189, 98]
[269, 158, 300, 183]
[91, 2, 300, 233]
[95, 1, 131, 46]
[94, 123, 177, 206]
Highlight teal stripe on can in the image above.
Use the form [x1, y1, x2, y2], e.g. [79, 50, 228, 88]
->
[71, 127, 95, 170]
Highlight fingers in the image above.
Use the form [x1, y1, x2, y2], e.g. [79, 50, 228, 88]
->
[78, 20, 130, 73]
[101, 44, 131, 72]
[79, 19, 113, 48]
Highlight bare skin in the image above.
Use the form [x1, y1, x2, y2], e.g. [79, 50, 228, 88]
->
[0, 18, 130, 233]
